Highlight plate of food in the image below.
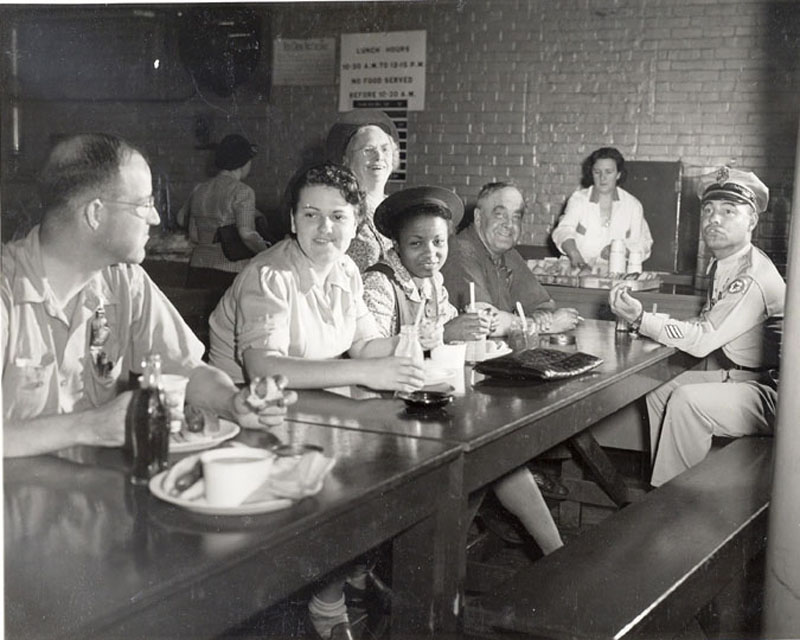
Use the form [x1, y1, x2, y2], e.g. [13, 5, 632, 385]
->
[150, 444, 335, 516]
[149, 469, 292, 516]
[170, 411, 241, 453]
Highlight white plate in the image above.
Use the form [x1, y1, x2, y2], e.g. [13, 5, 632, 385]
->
[170, 419, 241, 453]
[479, 344, 512, 361]
[149, 470, 293, 516]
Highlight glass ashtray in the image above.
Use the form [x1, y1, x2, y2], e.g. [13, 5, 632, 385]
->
[396, 390, 454, 413]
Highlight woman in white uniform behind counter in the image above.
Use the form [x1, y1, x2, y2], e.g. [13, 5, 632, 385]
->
[552, 147, 653, 273]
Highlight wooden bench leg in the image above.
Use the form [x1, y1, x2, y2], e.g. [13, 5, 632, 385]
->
[567, 431, 629, 507]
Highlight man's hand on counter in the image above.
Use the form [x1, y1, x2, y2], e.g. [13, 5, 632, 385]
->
[609, 283, 644, 324]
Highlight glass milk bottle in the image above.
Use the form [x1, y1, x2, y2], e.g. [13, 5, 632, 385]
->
[395, 324, 424, 365]
[464, 303, 487, 363]
[608, 239, 627, 275]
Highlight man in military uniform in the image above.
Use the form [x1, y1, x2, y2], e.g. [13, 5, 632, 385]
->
[609, 167, 784, 486]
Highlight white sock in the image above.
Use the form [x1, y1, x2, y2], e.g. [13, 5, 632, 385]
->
[308, 594, 348, 639]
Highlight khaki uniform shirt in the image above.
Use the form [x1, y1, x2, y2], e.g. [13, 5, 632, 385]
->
[2, 227, 204, 422]
[639, 244, 784, 367]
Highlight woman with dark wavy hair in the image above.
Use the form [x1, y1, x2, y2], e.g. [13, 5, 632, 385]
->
[552, 146, 652, 273]
[210, 162, 425, 639]
[209, 162, 424, 390]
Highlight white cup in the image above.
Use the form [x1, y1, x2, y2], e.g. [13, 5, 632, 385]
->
[200, 448, 274, 507]
[431, 341, 468, 369]
[160, 374, 189, 433]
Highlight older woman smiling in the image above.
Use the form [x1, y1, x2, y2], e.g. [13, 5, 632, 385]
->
[326, 109, 401, 272]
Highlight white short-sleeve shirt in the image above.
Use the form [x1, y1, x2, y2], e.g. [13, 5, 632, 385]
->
[209, 238, 381, 383]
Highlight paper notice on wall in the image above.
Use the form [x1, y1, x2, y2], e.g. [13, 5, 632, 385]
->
[273, 38, 336, 86]
[338, 30, 426, 111]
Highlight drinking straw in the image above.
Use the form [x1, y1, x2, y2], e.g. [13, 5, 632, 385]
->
[515, 301, 527, 332]
[469, 282, 476, 311]
[413, 300, 426, 328]
[652, 303, 658, 314]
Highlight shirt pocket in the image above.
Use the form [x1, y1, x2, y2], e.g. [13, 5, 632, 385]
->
[4, 353, 56, 419]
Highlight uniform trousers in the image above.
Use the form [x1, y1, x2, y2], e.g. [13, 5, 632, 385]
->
[647, 369, 776, 487]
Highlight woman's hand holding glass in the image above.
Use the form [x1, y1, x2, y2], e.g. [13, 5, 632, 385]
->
[444, 311, 492, 342]
[469, 301, 502, 335]
[363, 357, 425, 393]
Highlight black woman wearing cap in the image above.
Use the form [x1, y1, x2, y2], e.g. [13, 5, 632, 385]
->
[363, 185, 492, 347]
[363, 186, 564, 558]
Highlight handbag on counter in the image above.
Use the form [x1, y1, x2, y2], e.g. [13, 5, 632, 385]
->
[474, 347, 603, 381]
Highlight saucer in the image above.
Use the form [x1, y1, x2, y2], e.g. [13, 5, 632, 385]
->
[149, 471, 292, 516]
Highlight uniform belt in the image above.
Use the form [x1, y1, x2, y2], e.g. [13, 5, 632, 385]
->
[710, 350, 773, 373]
[729, 363, 771, 373]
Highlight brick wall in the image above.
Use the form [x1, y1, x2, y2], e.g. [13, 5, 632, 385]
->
[2, 0, 798, 270]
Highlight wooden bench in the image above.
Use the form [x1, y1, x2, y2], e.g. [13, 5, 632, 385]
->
[469, 437, 773, 639]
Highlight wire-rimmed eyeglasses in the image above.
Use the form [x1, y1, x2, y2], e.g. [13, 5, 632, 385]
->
[102, 196, 157, 220]
[357, 144, 393, 159]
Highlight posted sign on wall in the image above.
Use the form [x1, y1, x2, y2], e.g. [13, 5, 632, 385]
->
[273, 38, 336, 86]
[338, 30, 426, 111]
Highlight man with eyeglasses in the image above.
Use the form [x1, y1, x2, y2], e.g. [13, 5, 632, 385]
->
[609, 167, 784, 486]
[2, 132, 296, 457]
[441, 181, 582, 336]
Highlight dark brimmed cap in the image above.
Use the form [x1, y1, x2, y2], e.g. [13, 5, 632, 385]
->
[215, 134, 258, 170]
[374, 186, 464, 239]
[325, 109, 399, 164]
[698, 166, 768, 213]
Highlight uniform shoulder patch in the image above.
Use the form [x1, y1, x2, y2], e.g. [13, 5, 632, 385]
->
[727, 277, 752, 295]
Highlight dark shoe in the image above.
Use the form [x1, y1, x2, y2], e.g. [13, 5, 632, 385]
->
[532, 471, 569, 499]
[344, 570, 392, 615]
[476, 507, 526, 545]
